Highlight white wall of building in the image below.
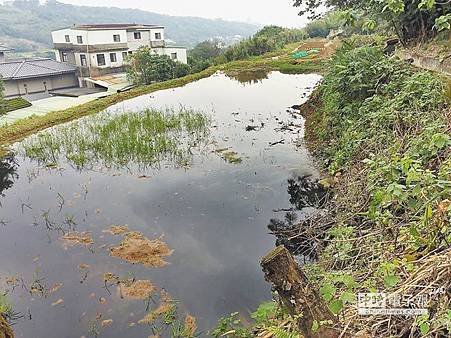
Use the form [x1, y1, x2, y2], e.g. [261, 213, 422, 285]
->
[52, 28, 127, 45]
[126, 30, 151, 50]
[153, 47, 188, 64]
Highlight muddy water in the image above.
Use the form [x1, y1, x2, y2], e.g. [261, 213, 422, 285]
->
[0, 71, 321, 337]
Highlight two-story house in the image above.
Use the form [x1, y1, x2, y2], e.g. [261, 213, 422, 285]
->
[51, 24, 187, 82]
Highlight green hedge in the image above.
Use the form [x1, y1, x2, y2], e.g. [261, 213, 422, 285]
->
[3, 97, 32, 113]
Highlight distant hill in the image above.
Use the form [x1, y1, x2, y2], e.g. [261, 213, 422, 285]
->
[0, 1, 260, 54]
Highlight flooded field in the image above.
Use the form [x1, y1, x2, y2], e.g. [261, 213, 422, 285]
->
[0, 71, 321, 337]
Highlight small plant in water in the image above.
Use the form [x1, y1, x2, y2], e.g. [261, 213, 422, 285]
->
[20, 108, 211, 171]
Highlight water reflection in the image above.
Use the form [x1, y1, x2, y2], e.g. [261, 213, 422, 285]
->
[0, 154, 18, 198]
[226, 70, 270, 86]
[268, 175, 329, 259]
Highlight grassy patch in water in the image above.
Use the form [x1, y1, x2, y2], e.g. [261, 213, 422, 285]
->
[21, 108, 210, 170]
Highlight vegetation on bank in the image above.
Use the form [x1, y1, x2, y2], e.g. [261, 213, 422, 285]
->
[187, 26, 308, 73]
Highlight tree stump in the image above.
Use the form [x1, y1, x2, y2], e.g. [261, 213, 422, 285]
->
[0, 315, 13, 338]
[261, 246, 340, 338]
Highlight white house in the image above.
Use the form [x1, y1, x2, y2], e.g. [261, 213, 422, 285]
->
[51, 24, 187, 83]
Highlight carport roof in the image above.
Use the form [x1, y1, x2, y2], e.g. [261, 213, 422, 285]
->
[0, 58, 77, 80]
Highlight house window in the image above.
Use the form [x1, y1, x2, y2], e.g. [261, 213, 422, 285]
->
[77, 35, 83, 44]
[113, 34, 121, 42]
[134, 32, 141, 39]
[122, 51, 128, 60]
[110, 53, 117, 63]
[128, 51, 133, 55]
[171, 52, 177, 60]
[80, 54, 87, 66]
[155, 32, 162, 40]
[97, 54, 106, 66]
[61, 52, 68, 62]
[65, 35, 70, 43]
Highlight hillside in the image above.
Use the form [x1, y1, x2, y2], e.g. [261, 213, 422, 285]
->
[0, 1, 260, 54]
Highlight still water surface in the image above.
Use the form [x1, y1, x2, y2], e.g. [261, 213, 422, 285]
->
[0, 71, 321, 337]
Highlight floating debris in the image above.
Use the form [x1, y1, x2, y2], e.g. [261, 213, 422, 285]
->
[184, 314, 197, 337]
[118, 280, 156, 300]
[61, 232, 93, 246]
[48, 282, 63, 295]
[215, 148, 243, 164]
[101, 319, 113, 328]
[102, 225, 129, 236]
[51, 299, 64, 307]
[78, 263, 91, 270]
[110, 232, 173, 268]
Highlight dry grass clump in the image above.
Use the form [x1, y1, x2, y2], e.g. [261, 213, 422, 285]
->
[118, 279, 156, 300]
[103, 225, 129, 236]
[61, 232, 93, 246]
[110, 231, 173, 268]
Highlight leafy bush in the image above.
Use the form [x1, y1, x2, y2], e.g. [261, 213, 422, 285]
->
[126, 47, 178, 85]
[174, 62, 191, 78]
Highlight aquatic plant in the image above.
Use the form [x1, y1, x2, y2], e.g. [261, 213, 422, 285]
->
[20, 108, 211, 171]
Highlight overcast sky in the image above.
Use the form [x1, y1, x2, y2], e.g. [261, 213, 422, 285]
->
[59, 0, 309, 27]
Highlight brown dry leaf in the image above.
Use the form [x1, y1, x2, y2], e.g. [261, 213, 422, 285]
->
[438, 199, 450, 213]
[103, 225, 129, 236]
[99, 297, 107, 304]
[118, 280, 155, 300]
[101, 319, 113, 328]
[51, 298, 64, 307]
[61, 232, 93, 246]
[184, 314, 197, 337]
[110, 232, 173, 268]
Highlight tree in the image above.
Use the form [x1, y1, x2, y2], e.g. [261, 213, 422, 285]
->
[174, 62, 191, 78]
[0, 78, 6, 116]
[188, 40, 224, 72]
[126, 47, 176, 85]
[293, 0, 451, 43]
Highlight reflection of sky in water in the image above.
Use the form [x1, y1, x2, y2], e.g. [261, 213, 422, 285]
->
[0, 72, 321, 337]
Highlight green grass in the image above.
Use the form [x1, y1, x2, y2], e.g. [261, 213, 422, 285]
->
[20, 108, 210, 170]
[3, 97, 32, 113]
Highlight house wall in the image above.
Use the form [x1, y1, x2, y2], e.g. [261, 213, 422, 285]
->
[153, 47, 188, 64]
[3, 73, 78, 98]
[52, 29, 127, 46]
[126, 30, 151, 50]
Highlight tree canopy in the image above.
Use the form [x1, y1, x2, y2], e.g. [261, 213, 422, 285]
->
[293, 0, 451, 43]
[126, 47, 189, 85]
